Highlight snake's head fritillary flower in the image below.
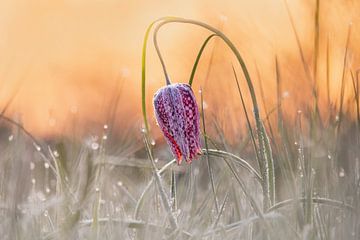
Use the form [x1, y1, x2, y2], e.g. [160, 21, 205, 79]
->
[153, 83, 202, 164]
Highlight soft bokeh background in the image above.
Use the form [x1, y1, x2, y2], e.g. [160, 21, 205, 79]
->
[0, 0, 359, 138]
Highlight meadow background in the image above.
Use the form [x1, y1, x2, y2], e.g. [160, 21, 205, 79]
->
[0, 0, 359, 239]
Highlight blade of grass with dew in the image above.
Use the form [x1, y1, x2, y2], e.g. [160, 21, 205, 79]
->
[133, 159, 176, 220]
[275, 57, 296, 195]
[200, 87, 219, 214]
[142, 133, 178, 230]
[170, 169, 177, 212]
[335, 23, 351, 160]
[267, 197, 354, 213]
[232, 65, 261, 173]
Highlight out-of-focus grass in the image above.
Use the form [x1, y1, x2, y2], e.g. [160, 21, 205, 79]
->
[1, 5, 360, 240]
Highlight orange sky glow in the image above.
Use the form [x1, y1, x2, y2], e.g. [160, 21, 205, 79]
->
[0, 0, 359, 139]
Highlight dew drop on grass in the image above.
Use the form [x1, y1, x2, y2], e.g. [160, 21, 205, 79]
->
[34, 144, 41, 152]
[154, 158, 158, 163]
[31, 178, 36, 184]
[150, 139, 156, 146]
[30, 162, 35, 171]
[45, 187, 51, 193]
[44, 162, 50, 169]
[117, 181, 123, 187]
[95, 187, 100, 192]
[53, 150, 59, 157]
[104, 124, 108, 129]
[44, 210, 49, 217]
[102, 135, 107, 140]
[339, 168, 345, 177]
[91, 142, 99, 150]
[8, 135, 13, 142]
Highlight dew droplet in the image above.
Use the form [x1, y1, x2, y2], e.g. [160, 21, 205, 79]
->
[154, 158, 158, 163]
[8, 135, 13, 142]
[91, 142, 99, 150]
[102, 135, 107, 140]
[104, 124, 108, 130]
[31, 178, 36, 184]
[95, 187, 100, 192]
[150, 139, 156, 146]
[30, 162, 35, 171]
[45, 187, 51, 193]
[44, 210, 48, 217]
[117, 181, 123, 187]
[44, 162, 50, 169]
[339, 168, 345, 177]
[53, 150, 59, 157]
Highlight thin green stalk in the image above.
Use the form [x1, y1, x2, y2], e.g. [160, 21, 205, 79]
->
[141, 17, 175, 133]
[284, 0, 321, 122]
[189, 34, 218, 86]
[313, 0, 321, 120]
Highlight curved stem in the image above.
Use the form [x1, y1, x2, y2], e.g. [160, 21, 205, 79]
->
[133, 148, 262, 222]
[141, 17, 175, 133]
[267, 197, 354, 213]
[153, 27, 171, 85]
[189, 34, 218, 86]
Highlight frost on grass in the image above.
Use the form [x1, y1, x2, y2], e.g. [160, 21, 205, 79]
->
[0, 116, 358, 240]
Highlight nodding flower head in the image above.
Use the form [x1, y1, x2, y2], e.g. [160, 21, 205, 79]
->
[153, 83, 202, 164]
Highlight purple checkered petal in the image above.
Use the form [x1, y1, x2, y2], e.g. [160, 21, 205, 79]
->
[153, 83, 202, 164]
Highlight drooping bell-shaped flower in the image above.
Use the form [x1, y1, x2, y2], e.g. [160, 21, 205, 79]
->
[153, 83, 202, 164]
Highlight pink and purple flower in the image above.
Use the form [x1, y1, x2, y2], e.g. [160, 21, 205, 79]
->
[153, 83, 202, 164]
